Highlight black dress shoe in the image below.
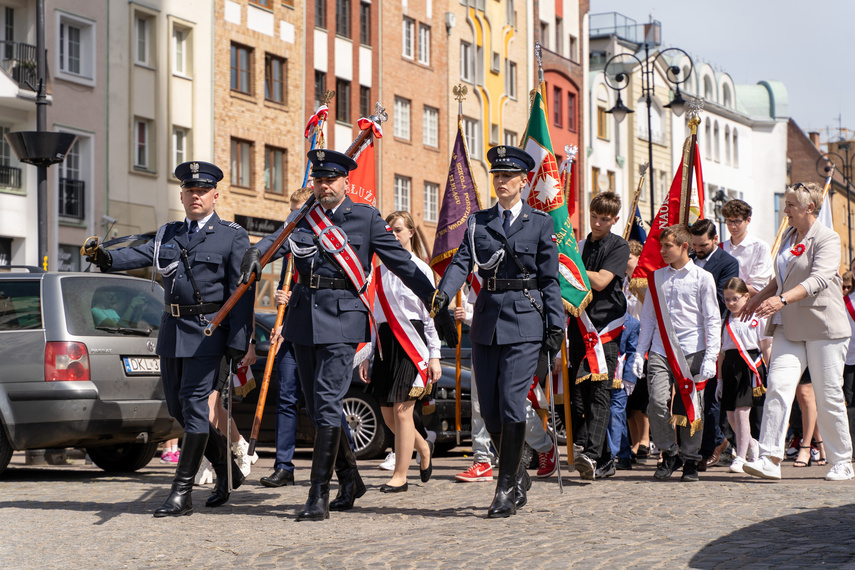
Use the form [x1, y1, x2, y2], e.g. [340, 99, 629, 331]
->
[261, 468, 295, 488]
[616, 457, 633, 470]
[420, 441, 434, 483]
[379, 482, 408, 493]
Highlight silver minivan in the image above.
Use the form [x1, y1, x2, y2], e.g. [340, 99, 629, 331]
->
[0, 267, 181, 476]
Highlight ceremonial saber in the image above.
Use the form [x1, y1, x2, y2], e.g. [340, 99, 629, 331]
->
[247, 255, 294, 457]
[204, 124, 379, 337]
[561, 337, 573, 464]
[545, 339, 564, 493]
[771, 165, 835, 257]
[454, 290, 463, 445]
[226, 353, 234, 492]
[623, 163, 648, 241]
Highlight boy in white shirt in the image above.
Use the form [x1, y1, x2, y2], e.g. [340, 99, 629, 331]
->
[720, 200, 772, 297]
[633, 224, 721, 481]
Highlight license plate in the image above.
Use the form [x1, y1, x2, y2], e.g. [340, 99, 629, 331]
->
[123, 357, 161, 375]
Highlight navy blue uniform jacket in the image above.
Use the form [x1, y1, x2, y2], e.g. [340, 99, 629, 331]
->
[692, 247, 739, 316]
[256, 196, 436, 345]
[439, 202, 564, 345]
[108, 212, 253, 358]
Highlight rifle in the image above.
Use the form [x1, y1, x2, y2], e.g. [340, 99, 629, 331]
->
[204, 124, 378, 337]
[247, 254, 294, 457]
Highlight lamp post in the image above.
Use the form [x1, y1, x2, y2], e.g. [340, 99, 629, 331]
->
[4, 0, 76, 270]
[603, 47, 693, 222]
[817, 149, 855, 263]
[711, 189, 728, 242]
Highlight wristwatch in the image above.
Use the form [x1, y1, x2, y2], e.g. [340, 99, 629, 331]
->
[249, 338, 257, 345]
[779, 295, 788, 306]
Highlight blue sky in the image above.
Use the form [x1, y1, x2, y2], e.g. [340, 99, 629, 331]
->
[590, 0, 853, 142]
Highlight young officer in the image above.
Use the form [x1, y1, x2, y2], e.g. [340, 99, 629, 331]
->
[85, 161, 253, 516]
[433, 145, 564, 518]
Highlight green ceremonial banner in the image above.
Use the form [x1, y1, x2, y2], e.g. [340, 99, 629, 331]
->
[521, 90, 591, 316]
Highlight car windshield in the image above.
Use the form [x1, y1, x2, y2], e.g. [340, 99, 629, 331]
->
[62, 276, 163, 337]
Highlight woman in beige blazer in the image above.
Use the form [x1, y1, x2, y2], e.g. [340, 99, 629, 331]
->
[741, 182, 853, 481]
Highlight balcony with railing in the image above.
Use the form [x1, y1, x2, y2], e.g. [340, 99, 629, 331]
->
[0, 164, 21, 188]
[0, 41, 37, 90]
[59, 178, 84, 220]
[589, 12, 661, 48]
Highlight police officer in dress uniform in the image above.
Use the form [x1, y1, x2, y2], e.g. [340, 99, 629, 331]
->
[85, 161, 253, 517]
[239, 149, 456, 521]
[432, 145, 564, 518]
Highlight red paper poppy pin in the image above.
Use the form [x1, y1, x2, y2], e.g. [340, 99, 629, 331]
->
[750, 319, 759, 328]
[790, 243, 805, 256]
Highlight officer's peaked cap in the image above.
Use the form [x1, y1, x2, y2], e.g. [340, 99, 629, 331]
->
[308, 149, 358, 178]
[487, 145, 535, 173]
[175, 161, 224, 188]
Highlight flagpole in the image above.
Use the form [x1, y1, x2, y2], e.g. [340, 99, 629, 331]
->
[451, 84, 468, 445]
[680, 98, 704, 224]
[624, 163, 649, 241]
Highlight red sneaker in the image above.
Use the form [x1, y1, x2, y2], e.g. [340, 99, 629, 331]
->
[454, 462, 493, 482]
[537, 444, 557, 478]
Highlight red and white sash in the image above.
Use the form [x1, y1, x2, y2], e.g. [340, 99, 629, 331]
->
[375, 265, 431, 397]
[845, 293, 855, 324]
[304, 205, 377, 342]
[725, 316, 766, 397]
[576, 310, 624, 384]
[648, 269, 703, 435]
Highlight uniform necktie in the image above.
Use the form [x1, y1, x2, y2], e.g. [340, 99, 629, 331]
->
[325, 209, 333, 220]
[502, 210, 512, 235]
[188, 220, 199, 240]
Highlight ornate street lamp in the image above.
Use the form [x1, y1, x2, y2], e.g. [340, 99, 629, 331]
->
[603, 47, 694, 221]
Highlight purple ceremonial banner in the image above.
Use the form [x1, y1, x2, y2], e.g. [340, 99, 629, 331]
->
[430, 122, 482, 277]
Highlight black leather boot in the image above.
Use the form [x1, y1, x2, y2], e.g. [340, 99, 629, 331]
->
[205, 423, 246, 508]
[488, 421, 526, 519]
[296, 426, 340, 521]
[515, 460, 532, 508]
[329, 429, 366, 511]
[154, 432, 208, 517]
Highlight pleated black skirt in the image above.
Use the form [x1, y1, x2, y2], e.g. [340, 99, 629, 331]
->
[368, 321, 428, 406]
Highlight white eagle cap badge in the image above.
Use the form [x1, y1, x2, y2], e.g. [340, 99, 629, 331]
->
[497, 146, 507, 157]
[190, 162, 200, 178]
[316, 150, 326, 161]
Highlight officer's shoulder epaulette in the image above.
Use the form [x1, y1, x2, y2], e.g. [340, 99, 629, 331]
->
[350, 201, 374, 211]
[529, 208, 550, 218]
[218, 219, 244, 230]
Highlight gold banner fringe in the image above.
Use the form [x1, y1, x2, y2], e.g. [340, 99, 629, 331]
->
[669, 414, 687, 429]
[234, 378, 256, 398]
[753, 385, 767, 398]
[564, 290, 593, 317]
[689, 418, 703, 437]
[408, 383, 435, 399]
[612, 377, 623, 389]
[575, 372, 608, 384]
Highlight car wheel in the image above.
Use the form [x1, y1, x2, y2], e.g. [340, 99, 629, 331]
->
[0, 425, 13, 477]
[343, 389, 388, 460]
[86, 440, 159, 472]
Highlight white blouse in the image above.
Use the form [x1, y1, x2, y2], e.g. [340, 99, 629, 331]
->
[721, 314, 768, 353]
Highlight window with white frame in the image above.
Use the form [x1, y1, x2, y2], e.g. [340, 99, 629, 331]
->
[173, 26, 187, 76]
[394, 176, 411, 212]
[402, 17, 414, 59]
[57, 13, 94, 82]
[230, 138, 252, 187]
[505, 60, 517, 99]
[134, 119, 152, 170]
[394, 97, 411, 140]
[423, 106, 438, 147]
[424, 182, 439, 223]
[462, 117, 480, 159]
[460, 41, 474, 82]
[418, 24, 430, 65]
[135, 15, 152, 66]
[503, 129, 517, 146]
[173, 128, 187, 171]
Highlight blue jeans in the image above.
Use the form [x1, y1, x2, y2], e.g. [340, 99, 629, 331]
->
[607, 387, 631, 460]
[274, 341, 301, 471]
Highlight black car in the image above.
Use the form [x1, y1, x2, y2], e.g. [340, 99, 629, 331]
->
[232, 312, 472, 460]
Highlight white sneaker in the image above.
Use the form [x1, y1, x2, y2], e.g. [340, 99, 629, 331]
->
[195, 457, 213, 485]
[742, 455, 781, 480]
[379, 451, 396, 471]
[825, 461, 855, 481]
[746, 439, 759, 462]
[729, 456, 745, 473]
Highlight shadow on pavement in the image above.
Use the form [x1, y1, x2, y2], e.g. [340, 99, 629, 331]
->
[689, 503, 855, 567]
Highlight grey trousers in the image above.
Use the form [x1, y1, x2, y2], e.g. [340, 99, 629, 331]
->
[648, 350, 706, 462]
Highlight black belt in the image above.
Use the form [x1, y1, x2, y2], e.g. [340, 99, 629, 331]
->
[485, 277, 538, 291]
[298, 273, 354, 290]
[166, 303, 222, 317]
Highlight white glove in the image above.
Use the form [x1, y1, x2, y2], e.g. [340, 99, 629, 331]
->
[623, 379, 636, 396]
[715, 378, 723, 402]
[631, 354, 645, 379]
[700, 359, 717, 380]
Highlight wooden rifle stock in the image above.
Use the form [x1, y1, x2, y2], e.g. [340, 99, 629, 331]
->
[247, 255, 295, 456]
[204, 194, 317, 337]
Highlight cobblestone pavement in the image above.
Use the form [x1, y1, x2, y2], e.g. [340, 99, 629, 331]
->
[1, 447, 854, 569]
